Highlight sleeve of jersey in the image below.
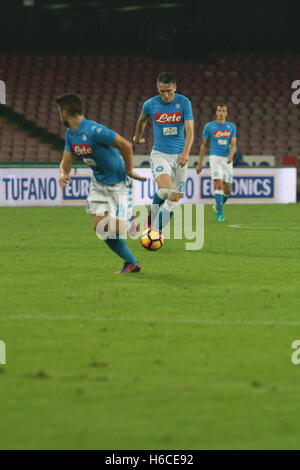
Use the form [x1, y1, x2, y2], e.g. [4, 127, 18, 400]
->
[142, 99, 151, 117]
[92, 125, 116, 146]
[64, 130, 71, 152]
[202, 124, 210, 139]
[183, 98, 194, 120]
[232, 124, 237, 138]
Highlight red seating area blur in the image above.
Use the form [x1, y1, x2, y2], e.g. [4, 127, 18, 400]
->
[0, 52, 299, 162]
[0, 120, 61, 163]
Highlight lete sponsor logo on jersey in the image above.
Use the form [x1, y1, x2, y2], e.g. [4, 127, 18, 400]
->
[155, 112, 182, 124]
[71, 144, 94, 156]
[213, 130, 231, 138]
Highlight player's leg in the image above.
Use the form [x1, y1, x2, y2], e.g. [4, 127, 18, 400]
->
[214, 178, 225, 221]
[93, 212, 136, 262]
[222, 158, 233, 205]
[154, 192, 181, 231]
[147, 151, 173, 227]
[88, 179, 140, 273]
[209, 156, 225, 220]
[93, 212, 127, 234]
[108, 180, 140, 273]
[154, 158, 186, 231]
[94, 213, 140, 272]
[147, 174, 173, 228]
[223, 182, 232, 204]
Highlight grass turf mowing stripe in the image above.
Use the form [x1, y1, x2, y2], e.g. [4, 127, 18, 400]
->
[3, 314, 300, 327]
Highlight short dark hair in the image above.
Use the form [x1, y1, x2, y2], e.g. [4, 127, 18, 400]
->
[216, 103, 228, 110]
[56, 93, 83, 115]
[157, 72, 176, 84]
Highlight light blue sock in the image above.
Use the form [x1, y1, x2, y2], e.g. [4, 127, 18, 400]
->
[104, 237, 138, 264]
[215, 190, 224, 215]
[149, 191, 165, 226]
[223, 194, 230, 204]
[152, 192, 164, 206]
[155, 207, 174, 231]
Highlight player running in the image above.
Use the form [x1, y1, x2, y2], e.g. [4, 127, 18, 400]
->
[133, 72, 194, 231]
[57, 93, 146, 273]
[196, 104, 237, 222]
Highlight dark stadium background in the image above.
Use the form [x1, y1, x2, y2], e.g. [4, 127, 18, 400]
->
[1, 0, 300, 54]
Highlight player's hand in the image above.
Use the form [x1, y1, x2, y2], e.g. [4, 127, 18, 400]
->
[178, 153, 188, 167]
[227, 157, 233, 164]
[126, 169, 147, 181]
[196, 163, 203, 174]
[133, 136, 146, 144]
[59, 175, 71, 189]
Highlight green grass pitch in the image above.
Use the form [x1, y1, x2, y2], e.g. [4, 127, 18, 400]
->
[0, 203, 300, 450]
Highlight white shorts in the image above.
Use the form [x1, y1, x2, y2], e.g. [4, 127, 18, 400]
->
[86, 177, 133, 221]
[209, 155, 233, 184]
[149, 150, 187, 193]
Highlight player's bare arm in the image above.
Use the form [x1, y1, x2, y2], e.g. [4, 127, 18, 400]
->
[59, 150, 72, 188]
[227, 137, 237, 163]
[133, 113, 148, 144]
[179, 120, 194, 167]
[196, 138, 208, 174]
[113, 133, 146, 181]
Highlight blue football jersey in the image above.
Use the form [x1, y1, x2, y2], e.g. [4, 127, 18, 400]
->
[64, 118, 126, 185]
[142, 94, 193, 154]
[202, 121, 237, 157]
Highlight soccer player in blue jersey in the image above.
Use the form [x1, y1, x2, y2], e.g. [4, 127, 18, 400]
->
[196, 104, 237, 222]
[133, 72, 194, 230]
[56, 93, 146, 273]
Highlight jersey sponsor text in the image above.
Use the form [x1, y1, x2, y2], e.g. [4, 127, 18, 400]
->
[155, 112, 182, 124]
[213, 130, 231, 138]
[71, 144, 94, 156]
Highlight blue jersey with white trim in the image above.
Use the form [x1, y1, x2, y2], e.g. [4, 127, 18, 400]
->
[202, 120, 237, 157]
[142, 94, 193, 155]
[64, 117, 126, 185]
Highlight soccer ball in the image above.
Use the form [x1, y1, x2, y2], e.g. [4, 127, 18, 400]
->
[140, 228, 164, 251]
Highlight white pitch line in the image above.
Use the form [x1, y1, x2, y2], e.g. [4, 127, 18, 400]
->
[228, 223, 284, 230]
[2, 314, 300, 327]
